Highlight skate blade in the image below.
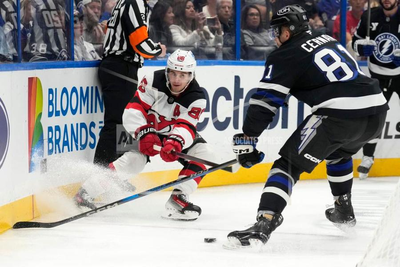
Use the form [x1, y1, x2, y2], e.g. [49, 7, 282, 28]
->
[359, 174, 368, 180]
[161, 210, 199, 221]
[249, 239, 265, 251]
[332, 220, 357, 236]
[223, 237, 243, 250]
[223, 237, 264, 250]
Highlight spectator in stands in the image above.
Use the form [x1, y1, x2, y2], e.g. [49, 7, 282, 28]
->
[301, 0, 326, 34]
[243, 0, 269, 28]
[99, 0, 117, 30]
[202, 0, 217, 17]
[21, 0, 68, 62]
[332, 0, 366, 59]
[20, 0, 32, 61]
[0, 0, 17, 62]
[241, 4, 276, 60]
[74, 10, 100, 61]
[318, 0, 340, 35]
[170, 0, 223, 58]
[0, 23, 10, 62]
[82, 0, 105, 56]
[217, 0, 236, 59]
[149, 1, 174, 54]
[193, 0, 206, 12]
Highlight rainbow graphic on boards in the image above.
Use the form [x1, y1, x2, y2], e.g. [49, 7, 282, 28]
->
[28, 77, 44, 172]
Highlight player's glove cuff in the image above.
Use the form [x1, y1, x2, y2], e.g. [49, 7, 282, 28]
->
[135, 125, 161, 156]
[354, 39, 376, 57]
[232, 133, 265, 168]
[232, 133, 258, 154]
[135, 125, 157, 140]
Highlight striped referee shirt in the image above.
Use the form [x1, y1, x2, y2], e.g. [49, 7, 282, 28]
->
[103, 0, 162, 64]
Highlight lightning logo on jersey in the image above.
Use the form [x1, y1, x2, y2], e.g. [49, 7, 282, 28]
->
[374, 33, 400, 63]
[298, 115, 325, 154]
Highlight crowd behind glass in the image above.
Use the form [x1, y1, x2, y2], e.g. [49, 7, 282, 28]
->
[0, 0, 378, 63]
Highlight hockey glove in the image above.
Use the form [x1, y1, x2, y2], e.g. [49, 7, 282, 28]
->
[232, 133, 265, 168]
[391, 49, 400, 67]
[354, 39, 376, 57]
[136, 125, 162, 157]
[160, 135, 184, 162]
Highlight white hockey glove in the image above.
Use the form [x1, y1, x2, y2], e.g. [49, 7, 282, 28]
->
[354, 39, 376, 57]
[232, 133, 265, 168]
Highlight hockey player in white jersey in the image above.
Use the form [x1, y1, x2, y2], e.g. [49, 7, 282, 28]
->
[75, 49, 214, 221]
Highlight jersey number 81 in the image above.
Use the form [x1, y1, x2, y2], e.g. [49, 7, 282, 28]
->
[314, 45, 364, 82]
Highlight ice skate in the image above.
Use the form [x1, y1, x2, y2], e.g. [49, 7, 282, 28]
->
[115, 179, 136, 193]
[325, 193, 356, 230]
[162, 189, 201, 221]
[357, 156, 374, 180]
[225, 213, 284, 249]
[74, 188, 97, 210]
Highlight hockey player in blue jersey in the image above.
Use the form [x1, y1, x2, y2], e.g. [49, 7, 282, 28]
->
[227, 5, 389, 248]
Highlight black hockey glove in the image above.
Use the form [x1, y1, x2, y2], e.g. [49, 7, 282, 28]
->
[232, 133, 265, 168]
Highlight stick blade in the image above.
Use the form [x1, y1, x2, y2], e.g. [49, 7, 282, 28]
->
[13, 221, 52, 229]
[230, 163, 241, 173]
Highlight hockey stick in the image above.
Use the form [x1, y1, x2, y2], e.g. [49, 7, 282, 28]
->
[153, 145, 240, 173]
[366, 0, 371, 41]
[12, 158, 237, 229]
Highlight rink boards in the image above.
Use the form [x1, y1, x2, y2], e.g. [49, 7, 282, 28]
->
[0, 63, 399, 233]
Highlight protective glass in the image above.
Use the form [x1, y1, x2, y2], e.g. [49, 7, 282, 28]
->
[268, 27, 280, 39]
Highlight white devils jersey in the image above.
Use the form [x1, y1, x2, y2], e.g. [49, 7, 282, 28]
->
[123, 69, 206, 149]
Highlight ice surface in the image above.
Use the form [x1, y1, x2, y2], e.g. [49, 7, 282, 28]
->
[0, 177, 398, 267]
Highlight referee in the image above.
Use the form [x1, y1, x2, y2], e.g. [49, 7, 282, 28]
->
[94, 0, 166, 166]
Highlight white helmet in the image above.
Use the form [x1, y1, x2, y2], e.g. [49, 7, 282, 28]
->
[165, 49, 196, 94]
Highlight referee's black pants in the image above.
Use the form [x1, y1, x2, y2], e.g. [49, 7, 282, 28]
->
[94, 56, 139, 167]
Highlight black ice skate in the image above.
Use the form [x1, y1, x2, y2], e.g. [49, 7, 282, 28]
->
[325, 193, 356, 229]
[162, 189, 201, 221]
[74, 188, 97, 210]
[225, 213, 284, 249]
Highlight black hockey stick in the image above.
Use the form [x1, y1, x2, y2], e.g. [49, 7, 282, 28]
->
[13, 158, 237, 229]
[366, 0, 371, 41]
[153, 145, 240, 173]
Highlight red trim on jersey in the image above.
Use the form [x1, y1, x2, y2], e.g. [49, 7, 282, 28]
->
[126, 102, 148, 119]
[176, 118, 194, 126]
[174, 120, 196, 140]
[137, 93, 152, 110]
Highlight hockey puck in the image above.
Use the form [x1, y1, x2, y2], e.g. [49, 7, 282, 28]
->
[204, 238, 217, 243]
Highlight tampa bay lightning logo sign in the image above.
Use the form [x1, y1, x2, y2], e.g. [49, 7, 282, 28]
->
[374, 33, 400, 63]
[0, 98, 10, 169]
